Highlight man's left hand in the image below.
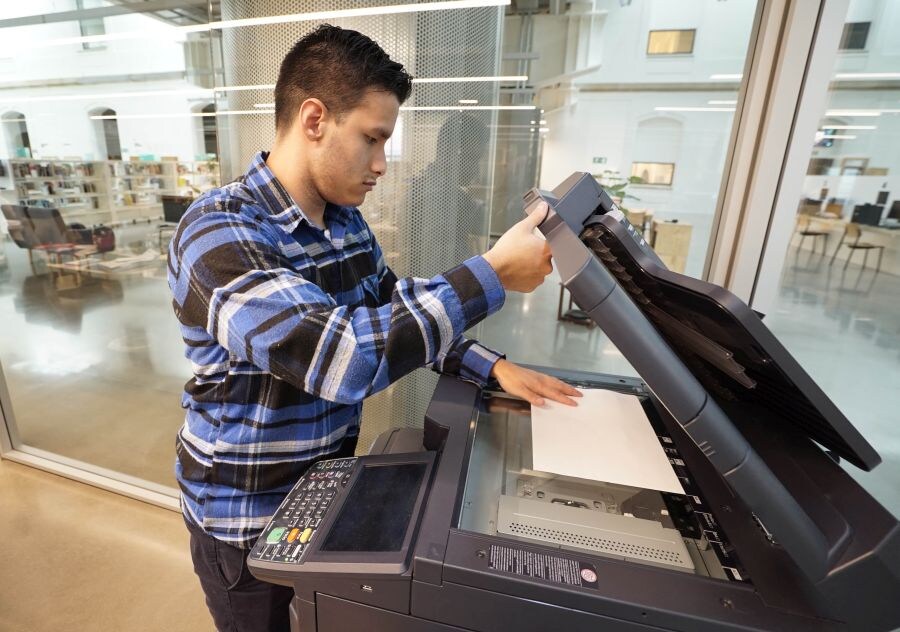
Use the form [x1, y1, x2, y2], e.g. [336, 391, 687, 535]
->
[490, 359, 582, 407]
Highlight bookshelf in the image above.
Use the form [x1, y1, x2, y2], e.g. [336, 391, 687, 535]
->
[9, 158, 108, 224]
[8, 158, 221, 227]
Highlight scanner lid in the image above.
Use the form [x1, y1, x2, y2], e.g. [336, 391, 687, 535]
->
[547, 172, 880, 471]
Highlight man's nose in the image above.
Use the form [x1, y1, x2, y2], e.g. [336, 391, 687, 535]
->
[372, 146, 387, 177]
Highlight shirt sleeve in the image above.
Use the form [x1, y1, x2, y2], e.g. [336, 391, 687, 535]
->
[368, 225, 505, 387]
[429, 338, 505, 386]
[168, 206, 506, 405]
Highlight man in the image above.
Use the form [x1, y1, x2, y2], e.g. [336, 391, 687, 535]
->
[168, 24, 581, 632]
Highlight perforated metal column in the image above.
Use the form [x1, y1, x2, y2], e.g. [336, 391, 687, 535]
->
[217, 1, 503, 452]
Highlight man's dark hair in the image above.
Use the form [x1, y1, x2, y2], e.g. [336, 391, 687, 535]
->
[275, 24, 413, 132]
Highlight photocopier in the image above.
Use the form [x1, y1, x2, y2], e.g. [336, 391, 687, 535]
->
[248, 173, 900, 632]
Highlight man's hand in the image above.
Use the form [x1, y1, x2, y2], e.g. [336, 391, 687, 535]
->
[490, 359, 582, 407]
[482, 202, 553, 293]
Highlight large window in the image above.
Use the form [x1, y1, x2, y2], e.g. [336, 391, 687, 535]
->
[480, 0, 760, 376]
[0, 1, 505, 496]
[0, 3, 219, 493]
[763, 0, 899, 515]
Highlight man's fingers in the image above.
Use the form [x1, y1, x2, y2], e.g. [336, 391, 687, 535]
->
[541, 376, 582, 397]
[545, 392, 579, 406]
[522, 201, 549, 230]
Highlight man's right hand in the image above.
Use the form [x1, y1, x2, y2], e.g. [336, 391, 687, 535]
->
[482, 202, 553, 293]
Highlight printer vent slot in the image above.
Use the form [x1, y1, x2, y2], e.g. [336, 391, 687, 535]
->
[497, 495, 694, 572]
[507, 522, 685, 565]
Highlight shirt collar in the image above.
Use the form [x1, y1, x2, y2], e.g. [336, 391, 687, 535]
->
[243, 151, 355, 235]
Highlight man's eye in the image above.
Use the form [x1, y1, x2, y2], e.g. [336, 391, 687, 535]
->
[365, 135, 377, 145]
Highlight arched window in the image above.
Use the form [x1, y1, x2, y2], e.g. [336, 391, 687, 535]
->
[89, 107, 122, 160]
[2, 111, 32, 158]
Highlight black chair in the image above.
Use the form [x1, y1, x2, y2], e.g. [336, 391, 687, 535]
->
[159, 195, 193, 251]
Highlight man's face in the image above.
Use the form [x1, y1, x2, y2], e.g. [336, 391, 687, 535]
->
[312, 89, 400, 207]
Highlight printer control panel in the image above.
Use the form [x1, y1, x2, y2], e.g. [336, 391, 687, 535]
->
[250, 457, 356, 565]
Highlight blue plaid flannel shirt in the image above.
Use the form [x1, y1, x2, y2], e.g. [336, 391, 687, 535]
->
[168, 152, 505, 546]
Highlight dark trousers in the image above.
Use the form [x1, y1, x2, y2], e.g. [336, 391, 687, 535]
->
[185, 438, 358, 631]
[186, 517, 294, 632]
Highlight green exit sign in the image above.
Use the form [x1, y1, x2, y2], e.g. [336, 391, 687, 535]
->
[592, 157, 607, 164]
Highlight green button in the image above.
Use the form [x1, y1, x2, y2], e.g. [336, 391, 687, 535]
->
[266, 527, 286, 544]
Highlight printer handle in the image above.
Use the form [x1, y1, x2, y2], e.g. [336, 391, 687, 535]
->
[525, 192, 833, 582]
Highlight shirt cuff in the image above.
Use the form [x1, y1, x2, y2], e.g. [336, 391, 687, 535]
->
[459, 342, 505, 386]
[441, 255, 506, 330]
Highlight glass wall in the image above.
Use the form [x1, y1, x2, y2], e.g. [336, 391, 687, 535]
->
[480, 0, 760, 375]
[764, 0, 900, 515]
[0, 1, 513, 489]
[0, 3, 218, 489]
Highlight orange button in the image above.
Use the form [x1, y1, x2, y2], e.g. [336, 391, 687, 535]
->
[287, 528, 300, 543]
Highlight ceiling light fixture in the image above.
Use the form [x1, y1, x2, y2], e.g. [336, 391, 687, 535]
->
[655, 106, 736, 112]
[414, 75, 526, 83]
[825, 110, 881, 117]
[833, 72, 900, 80]
[400, 105, 538, 111]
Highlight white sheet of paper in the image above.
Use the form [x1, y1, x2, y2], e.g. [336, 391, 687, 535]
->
[531, 388, 685, 494]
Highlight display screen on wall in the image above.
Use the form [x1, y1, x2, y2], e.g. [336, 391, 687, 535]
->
[647, 29, 695, 55]
[631, 162, 675, 185]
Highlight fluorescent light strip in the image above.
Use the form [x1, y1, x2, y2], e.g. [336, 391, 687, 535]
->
[708, 100, 737, 105]
[834, 72, 900, 80]
[458, 99, 479, 104]
[710, 74, 743, 80]
[414, 75, 526, 83]
[825, 110, 881, 117]
[0, 88, 214, 104]
[254, 103, 275, 108]
[90, 105, 537, 120]
[400, 105, 538, 111]
[91, 112, 213, 120]
[90, 110, 268, 120]
[26, 0, 510, 49]
[214, 84, 276, 93]
[655, 106, 735, 112]
[821, 135, 856, 140]
[821, 125, 876, 130]
[0, 77, 526, 105]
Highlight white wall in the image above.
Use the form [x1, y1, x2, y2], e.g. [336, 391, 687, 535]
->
[0, 3, 210, 163]
[0, 3, 186, 84]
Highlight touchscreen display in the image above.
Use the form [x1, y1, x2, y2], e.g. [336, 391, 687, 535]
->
[320, 462, 427, 552]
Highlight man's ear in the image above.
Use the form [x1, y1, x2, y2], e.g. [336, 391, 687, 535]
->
[298, 98, 328, 141]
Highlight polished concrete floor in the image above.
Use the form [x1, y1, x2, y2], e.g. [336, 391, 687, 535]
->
[0, 229, 898, 629]
[0, 459, 212, 632]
